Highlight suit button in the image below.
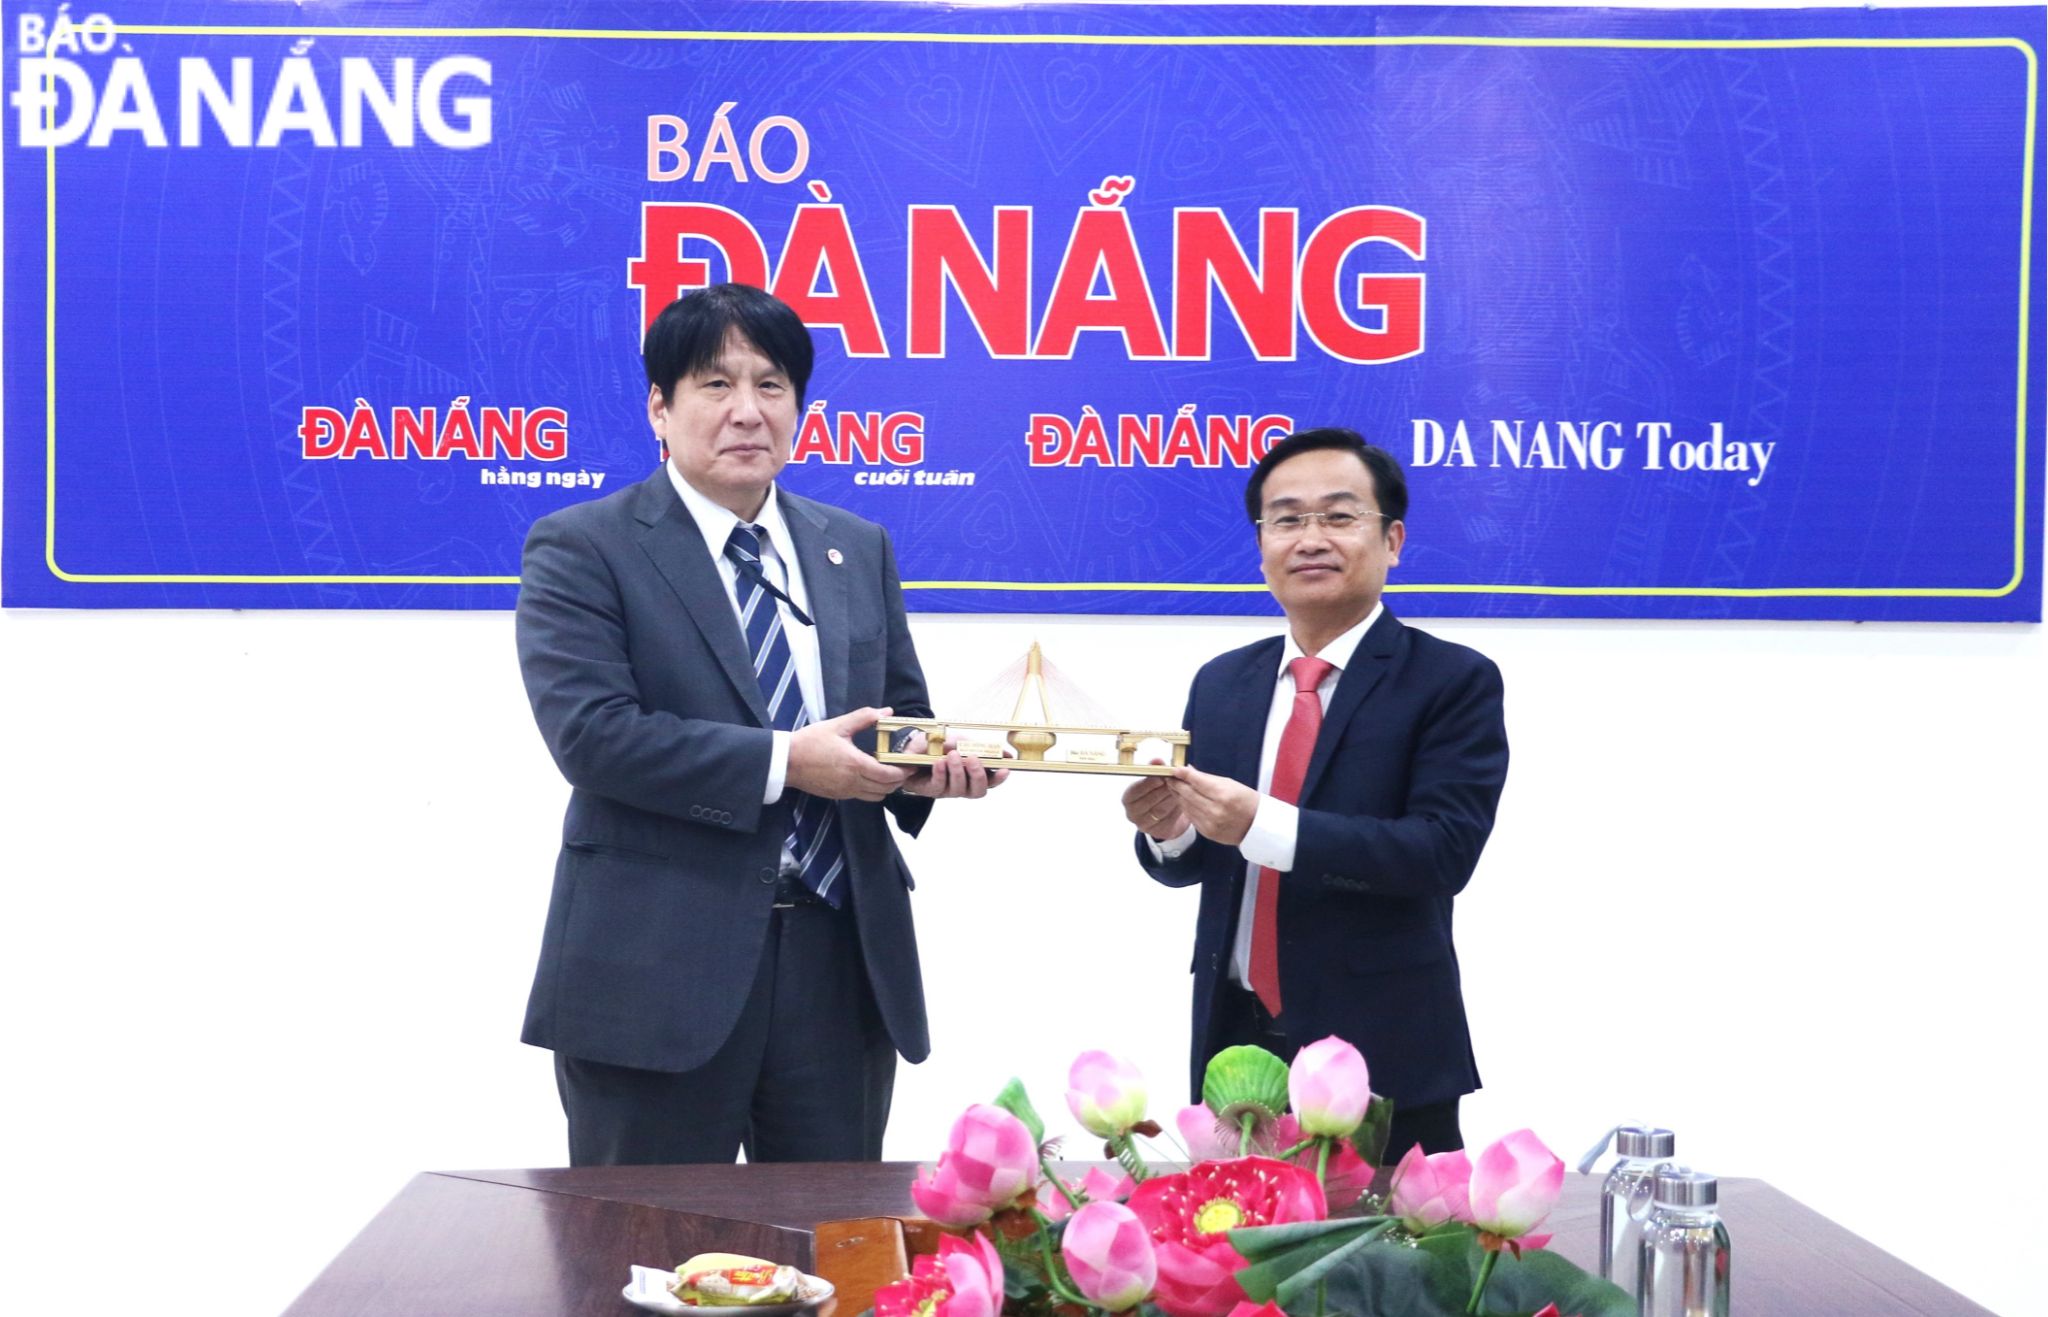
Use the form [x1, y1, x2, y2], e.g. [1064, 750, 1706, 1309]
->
[759, 868, 778, 884]
[719, 810, 732, 824]
[689, 805, 703, 819]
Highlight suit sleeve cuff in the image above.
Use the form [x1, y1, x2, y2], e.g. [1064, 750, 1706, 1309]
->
[1238, 797, 1298, 871]
[765, 730, 790, 805]
[1146, 823, 1199, 861]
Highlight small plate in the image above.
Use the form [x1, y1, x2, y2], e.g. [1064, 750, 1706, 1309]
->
[623, 1266, 836, 1317]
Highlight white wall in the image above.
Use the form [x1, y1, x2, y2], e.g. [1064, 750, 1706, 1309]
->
[1, 604, 2041, 1316]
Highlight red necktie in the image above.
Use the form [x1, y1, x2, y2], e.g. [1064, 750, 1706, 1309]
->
[1248, 656, 1334, 1017]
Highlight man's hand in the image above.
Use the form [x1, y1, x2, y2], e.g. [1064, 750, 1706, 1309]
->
[1168, 765, 1260, 847]
[788, 707, 911, 802]
[1123, 767, 1191, 841]
[900, 733, 1010, 799]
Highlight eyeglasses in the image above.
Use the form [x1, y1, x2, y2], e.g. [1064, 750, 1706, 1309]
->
[1255, 510, 1391, 537]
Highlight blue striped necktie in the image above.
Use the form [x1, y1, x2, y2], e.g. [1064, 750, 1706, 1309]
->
[725, 522, 846, 908]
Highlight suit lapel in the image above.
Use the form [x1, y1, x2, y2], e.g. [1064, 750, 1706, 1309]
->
[1216, 639, 1283, 790]
[1302, 608, 1402, 799]
[631, 470, 771, 726]
[779, 491, 851, 717]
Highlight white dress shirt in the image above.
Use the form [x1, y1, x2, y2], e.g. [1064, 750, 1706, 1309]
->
[666, 465, 826, 813]
[1150, 604, 1382, 989]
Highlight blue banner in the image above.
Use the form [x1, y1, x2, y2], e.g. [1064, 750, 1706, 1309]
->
[5, 2, 2043, 618]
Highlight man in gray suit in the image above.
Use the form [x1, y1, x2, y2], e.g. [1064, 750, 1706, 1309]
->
[516, 283, 1001, 1165]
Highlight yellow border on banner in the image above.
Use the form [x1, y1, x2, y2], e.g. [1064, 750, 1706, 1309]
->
[37, 28, 2040, 599]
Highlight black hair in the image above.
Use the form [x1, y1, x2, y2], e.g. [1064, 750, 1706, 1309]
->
[1243, 427, 1408, 526]
[642, 283, 815, 404]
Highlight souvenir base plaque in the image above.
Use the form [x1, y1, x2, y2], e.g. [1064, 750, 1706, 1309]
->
[875, 717, 1190, 776]
[874, 643, 1189, 777]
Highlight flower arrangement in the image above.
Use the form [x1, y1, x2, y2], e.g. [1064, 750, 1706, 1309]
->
[879, 1042, 1632, 1317]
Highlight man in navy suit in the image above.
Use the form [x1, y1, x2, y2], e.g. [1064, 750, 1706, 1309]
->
[1124, 429, 1508, 1157]
[516, 284, 1002, 1165]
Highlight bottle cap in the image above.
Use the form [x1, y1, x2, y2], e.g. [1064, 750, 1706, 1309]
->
[1576, 1122, 1677, 1174]
[1616, 1126, 1676, 1158]
[1652, 1167, 1718, 1208]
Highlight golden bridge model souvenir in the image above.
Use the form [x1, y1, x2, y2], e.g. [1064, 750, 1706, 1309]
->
[874, 643, 1189, 777]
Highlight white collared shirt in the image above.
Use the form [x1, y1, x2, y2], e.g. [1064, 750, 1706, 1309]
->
[665, 464, 826, 810]
[1150, 603, 1382, 989]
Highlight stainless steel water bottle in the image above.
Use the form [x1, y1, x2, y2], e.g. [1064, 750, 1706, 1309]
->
[1605, 1127, 1676, 1293]
[1576, 1124, 1676, 1294]
[1639, 1167, 1731, 1317]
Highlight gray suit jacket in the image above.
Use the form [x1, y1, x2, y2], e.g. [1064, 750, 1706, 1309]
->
[515, 469, 935, 1073]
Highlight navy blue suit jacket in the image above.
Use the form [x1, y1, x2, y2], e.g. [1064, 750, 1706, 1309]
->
[1137, 608, 1508, 1110]
[515, 469, 934, 1074]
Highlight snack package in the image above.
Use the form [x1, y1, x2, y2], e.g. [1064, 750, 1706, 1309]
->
[668, 1254, 803, 1307]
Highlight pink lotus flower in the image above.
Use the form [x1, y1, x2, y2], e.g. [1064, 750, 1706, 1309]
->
[1174, 1109, 1372, 1204]
[911, 1160, 996, 1227]
[1061, 1201, 1158, 1311]
[1269, 1114, 1375, 1206]
[1067, 1051, 1149, 1138]
[1127, 1157, 1328, 1317]
[871, 1259, 947, 1317]
[874, 1232, 1005, 1317]
[1176, 1105, 1238, 1161]
[1287, 1037, 1371, 1137]
[910, 1104, 1041, 1226]
[1468, 1129, 1564, 1249]
[1224, 1304, 1289, 1317]
[1388, 1144, 1473, 1232]
[1037, 1166, 1138, 1222]
[934, 1231, 1005, 1317]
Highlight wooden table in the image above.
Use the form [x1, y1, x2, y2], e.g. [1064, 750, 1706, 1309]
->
[283, 1163, 1993, 1316]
